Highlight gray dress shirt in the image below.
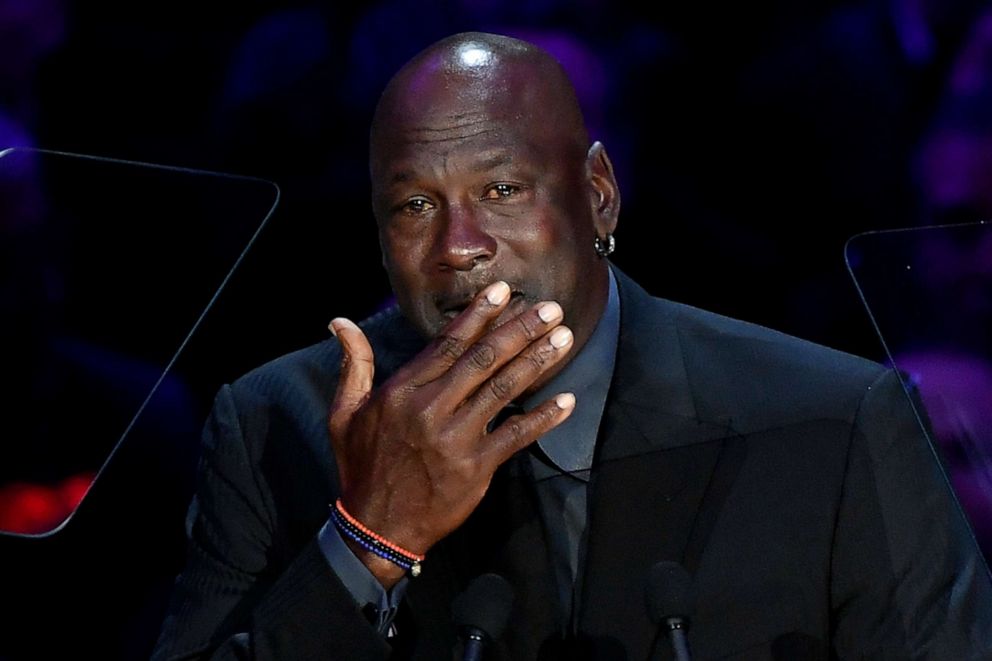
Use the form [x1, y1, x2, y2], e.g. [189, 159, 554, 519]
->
[319, 270, 621, 635]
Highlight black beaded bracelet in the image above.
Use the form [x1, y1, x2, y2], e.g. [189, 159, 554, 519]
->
[330, 500, 424, 577]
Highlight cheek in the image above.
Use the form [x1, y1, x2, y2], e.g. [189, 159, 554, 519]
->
[513, 212, 591, 272]
[382, 230, 429, 280]
[499, 224, 571, 291]
[502, 198, 583, 255]
[503, 217, 590, 301]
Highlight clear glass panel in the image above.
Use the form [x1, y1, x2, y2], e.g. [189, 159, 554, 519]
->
[0, 147, 279, 534]
[846, 221, 992, 562]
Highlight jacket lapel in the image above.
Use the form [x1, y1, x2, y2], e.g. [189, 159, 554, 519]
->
[395, 269, 751, 660]
[404, 453, 560, 660]
[365, 310, 560, 659]
[575, 270, 748, 660]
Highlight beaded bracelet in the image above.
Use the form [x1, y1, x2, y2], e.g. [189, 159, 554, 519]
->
[330, 499, 424, 577]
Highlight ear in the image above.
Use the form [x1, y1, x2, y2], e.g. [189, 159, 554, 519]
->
[585, 141, 620, 238]
[376, 222, 393, 273]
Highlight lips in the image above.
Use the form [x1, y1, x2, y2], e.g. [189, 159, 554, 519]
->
[438, 298, 473, 318]
[436, 287, 526, 321]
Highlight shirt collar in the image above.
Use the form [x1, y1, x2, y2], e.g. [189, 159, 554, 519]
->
[523, 268, 620, 477]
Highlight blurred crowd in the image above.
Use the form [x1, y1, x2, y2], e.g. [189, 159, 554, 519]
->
[1, 0, 990, 653]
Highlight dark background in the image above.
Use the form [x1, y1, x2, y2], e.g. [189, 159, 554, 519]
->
[1, 0, 990, 657]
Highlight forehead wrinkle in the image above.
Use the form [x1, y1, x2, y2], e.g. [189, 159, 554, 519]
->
[403, 126, 497, 145]
[391, 104, 494, 134]
[387, 143, 518, 178]
[472, 153, 513, 172]
[373, 123, 497, 183]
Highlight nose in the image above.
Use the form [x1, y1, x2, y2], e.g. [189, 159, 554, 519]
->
[432, 202, 497, 271]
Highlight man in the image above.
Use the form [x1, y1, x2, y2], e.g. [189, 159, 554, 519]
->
[153, 32, 992, 659]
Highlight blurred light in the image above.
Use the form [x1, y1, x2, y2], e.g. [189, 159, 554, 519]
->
[459, 46, 492, 68]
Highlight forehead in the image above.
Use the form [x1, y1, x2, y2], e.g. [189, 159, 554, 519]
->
[371, 57, 582, 181]
[374, 114, 550, 185]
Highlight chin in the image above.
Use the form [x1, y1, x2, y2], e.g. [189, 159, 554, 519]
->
[417, 312, 448, 340]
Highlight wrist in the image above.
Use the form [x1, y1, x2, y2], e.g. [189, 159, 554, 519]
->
[341, 536, 409, 589]
[331, 498, 426, 587]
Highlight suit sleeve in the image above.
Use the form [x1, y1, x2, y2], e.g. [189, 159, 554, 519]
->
[830, 368, 992, 659]
[150, 384, 392, 661]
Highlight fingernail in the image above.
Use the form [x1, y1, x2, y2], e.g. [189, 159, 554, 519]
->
[555, 393, 576, 409]
[486, 281, 510, 305]
[549, 327, 572, 348]
[538, 302, 562, 323]
[329, 317, 357, 336]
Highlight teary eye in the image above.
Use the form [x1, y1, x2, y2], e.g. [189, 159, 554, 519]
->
[401, 197, 435, 215]
[483, 183, 519, 200]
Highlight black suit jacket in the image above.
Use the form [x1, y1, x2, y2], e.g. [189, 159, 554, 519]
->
[153, 268, 992, 660]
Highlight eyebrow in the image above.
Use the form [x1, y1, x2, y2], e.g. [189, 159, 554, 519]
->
[388, 171, 415, 185]
[472, 154, 513, 172]
[386, 153, 515, 186]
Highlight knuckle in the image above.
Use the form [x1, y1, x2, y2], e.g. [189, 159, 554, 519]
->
[513, 314, 540, 341]
[506, 418, 525, 444]
[380, 381, 415, 412]
[414, 398, 437, 424]
[411, 409, 433, 437]
[488, 373, 515, 401]
[466, 342, 496, 371]
[379, 381, 400, 403]
[525, 352, 545, 372]
[525, 343, 554, 371]
[434, 334, 464, 362]
[452, 457, 477, 480]
[539, 403, 560, 424]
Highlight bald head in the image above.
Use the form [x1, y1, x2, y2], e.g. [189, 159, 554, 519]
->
[370, 32, 590, 177]
[367, 31, 620, 349]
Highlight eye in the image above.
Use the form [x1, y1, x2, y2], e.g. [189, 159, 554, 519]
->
[400, 197, 435, 215]
[483, 183, 520, 200]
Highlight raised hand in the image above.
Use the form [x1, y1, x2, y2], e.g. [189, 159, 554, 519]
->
[328, 281, 575, 586]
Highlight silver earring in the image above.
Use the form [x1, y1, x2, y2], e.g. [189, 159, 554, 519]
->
[594, 233, 615, 258]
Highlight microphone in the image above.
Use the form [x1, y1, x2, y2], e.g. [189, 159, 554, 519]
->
[452, 573, 515, 661]
[645, 561, 693, 661]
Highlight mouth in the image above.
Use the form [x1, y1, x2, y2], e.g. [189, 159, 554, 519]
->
[438, 289, 526, 322]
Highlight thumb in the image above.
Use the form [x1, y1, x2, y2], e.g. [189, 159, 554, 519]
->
[328, 317, 375, 444]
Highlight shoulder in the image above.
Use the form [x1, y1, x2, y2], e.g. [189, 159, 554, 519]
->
[195, 306, 422, 518]
[670, 296, 883, 385]
[614, 268, 889, 432]
[222, 305, 421, 429]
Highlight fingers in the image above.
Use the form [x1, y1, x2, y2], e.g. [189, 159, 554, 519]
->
[328, 317, 375, 444]
[484, 393, 576, 465]
[454, 322, 574, 421]
[440, 301, 570, 405]
[410, 281, 513, 385]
